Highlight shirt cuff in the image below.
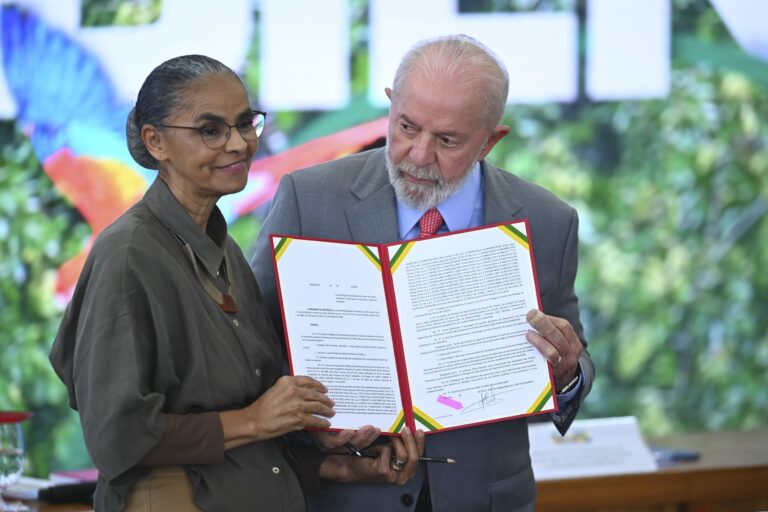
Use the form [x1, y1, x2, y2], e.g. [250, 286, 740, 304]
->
[139, 411, 225, 466]
[555, 364, 584, 406]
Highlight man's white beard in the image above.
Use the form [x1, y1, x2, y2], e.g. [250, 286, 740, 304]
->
[385, 145, 477, 211]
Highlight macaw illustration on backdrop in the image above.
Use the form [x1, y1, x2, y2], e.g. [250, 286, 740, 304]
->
[0, 4, 387, 303]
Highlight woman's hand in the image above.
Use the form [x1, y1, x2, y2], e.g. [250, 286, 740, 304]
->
[319, 427, 425, 485]
[220, 375, 334, 449]
[310, 425, 381, 453]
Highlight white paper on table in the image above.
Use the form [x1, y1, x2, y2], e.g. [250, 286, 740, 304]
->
[2, 475, 51, 500]
[528, 416, 658, 480]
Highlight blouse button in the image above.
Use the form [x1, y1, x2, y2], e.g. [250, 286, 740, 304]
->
[232, 319, 239, 327]
[272, 466, 280, 474]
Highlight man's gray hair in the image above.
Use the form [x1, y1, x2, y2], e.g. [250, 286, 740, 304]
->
[391, 34, 510, 129]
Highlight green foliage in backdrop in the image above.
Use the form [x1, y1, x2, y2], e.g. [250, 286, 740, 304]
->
[0, 0, 765, 477]
[0, 125, 91, 475]
[492, 66, 768, 435]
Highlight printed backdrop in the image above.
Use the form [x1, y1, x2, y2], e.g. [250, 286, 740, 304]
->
[1, 0, 766, 476]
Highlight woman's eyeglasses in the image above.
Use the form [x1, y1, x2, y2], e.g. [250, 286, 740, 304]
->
[159, 110, 267, 149]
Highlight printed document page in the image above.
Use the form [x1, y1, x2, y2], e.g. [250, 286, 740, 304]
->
[387, 222, 554, 431]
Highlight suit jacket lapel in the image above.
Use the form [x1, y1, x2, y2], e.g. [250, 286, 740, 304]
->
[346, 149, 400, 244]
[482, 160, 523, 224]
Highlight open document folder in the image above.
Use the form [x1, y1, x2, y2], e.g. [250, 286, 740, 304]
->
[271, 220, 557, 435]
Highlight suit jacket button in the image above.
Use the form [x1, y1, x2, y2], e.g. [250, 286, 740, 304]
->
[400, 494, 413, 506]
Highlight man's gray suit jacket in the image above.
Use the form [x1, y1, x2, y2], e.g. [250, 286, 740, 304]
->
[251, 148, 595, 512]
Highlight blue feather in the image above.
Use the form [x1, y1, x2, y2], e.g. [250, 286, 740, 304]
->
[1, 5, 128, 162]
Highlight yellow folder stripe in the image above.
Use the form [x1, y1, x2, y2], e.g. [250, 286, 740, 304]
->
[412, 405, 444, 431]
[499, 225, 530, 251]
[357, 245, 381, 271]
[273, 237, 293, 262]
[389, 242, 415, 274]
[388, 410, 405, 433]
[527, 382, 553, 414]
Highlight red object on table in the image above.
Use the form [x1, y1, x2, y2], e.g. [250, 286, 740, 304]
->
[0, 412, 33, 423]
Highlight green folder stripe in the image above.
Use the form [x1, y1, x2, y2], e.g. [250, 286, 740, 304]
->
[357, 245, 381, 270]
[499, 224, 529, 251]
[527, 384, 553, 413]
[273, 237, 292, 261]
[388, 411, 406, 433]
[389, 242, 415, 274]
[389, 242, 411, 267]
[412, 405, 443, 431]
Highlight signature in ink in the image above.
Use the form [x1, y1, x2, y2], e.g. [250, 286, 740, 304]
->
[460, 385, 505, 414]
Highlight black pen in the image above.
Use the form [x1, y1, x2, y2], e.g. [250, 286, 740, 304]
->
[352, 450, 455, 464]
[344, 442, 362, 457]
[417, 456, 455, 464]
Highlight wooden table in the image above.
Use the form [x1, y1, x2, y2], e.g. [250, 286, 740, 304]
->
[16, 504, 90, 512]
[15, 428, 768, 512]
[536, 428, 768, 512]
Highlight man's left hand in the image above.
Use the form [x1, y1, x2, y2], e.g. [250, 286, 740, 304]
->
[526, 309, 582, 392]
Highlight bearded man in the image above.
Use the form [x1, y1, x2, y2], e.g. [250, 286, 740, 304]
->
[250, 34, 594, 512]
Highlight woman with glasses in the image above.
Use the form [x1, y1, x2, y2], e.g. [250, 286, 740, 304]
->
[50, 54, 422, 512]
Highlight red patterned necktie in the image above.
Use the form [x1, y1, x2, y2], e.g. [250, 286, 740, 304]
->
[418, 208, 444, 238]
